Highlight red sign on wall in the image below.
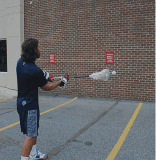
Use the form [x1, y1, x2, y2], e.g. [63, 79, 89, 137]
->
[49, 53, 55, 63]
[106, 52, 114, 64]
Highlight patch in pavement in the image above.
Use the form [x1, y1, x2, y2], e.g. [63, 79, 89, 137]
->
[47, 100, 119, 159]
[84, 141, 93, 146]
[0, 135, 20, 149]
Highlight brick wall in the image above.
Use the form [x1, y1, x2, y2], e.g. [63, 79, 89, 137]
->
[24, 0, 155, 102]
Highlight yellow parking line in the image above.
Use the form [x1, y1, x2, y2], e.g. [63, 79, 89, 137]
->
[106, 103, 143, 160]
[40, 97, 77, 115]
[0, 100, 5, 103]
[0, 121, 20, 132]
[0, 97, 78, 132]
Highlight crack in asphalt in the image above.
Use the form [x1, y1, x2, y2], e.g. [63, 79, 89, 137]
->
[47, 100, 119, 159]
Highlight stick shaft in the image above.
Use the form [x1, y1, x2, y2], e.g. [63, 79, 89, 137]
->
[52, 75, 89, 80]
[72, 76, 89, 78]
[52, 77, 62, 80]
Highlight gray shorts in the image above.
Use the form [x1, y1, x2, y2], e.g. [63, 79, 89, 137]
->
[27, 109, 39, 137]
[18, 108, 40, 137]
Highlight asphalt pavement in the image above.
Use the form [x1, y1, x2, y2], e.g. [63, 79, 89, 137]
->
[0, 92, 155, 160]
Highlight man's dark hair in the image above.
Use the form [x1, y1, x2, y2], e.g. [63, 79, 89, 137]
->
[21, 38, 39, 63]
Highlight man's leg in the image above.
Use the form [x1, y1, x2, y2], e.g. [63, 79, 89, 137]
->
[22, 136, 37, 157]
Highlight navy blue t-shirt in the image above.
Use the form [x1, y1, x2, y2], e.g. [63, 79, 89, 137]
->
[16, 58, 47, 110]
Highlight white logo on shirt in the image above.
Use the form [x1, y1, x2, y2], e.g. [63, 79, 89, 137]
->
[22, 101, 26, 107]
[23, 62, 26, 65]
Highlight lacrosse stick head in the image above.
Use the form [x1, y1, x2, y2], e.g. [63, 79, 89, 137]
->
[89, 69, 110, 81]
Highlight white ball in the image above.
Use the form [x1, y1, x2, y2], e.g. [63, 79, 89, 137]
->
[112, 71, 116, 75]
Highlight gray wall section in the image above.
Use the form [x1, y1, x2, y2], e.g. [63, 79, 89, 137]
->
[0, 0, 24, 97]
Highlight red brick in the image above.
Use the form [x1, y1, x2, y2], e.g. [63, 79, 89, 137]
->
[24, 0, 155, 102]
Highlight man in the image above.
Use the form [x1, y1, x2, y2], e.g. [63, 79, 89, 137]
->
[16, 38, 68, 160]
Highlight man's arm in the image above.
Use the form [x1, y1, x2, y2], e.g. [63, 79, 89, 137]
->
[41, 80, 62, 91]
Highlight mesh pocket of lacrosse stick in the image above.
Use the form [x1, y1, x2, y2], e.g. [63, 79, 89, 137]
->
[89, 69, 110, 81]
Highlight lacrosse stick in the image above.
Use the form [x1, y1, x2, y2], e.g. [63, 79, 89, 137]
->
[51, 69, 116, 81]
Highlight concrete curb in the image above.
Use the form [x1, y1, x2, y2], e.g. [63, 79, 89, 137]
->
[0, 91, 16, 100]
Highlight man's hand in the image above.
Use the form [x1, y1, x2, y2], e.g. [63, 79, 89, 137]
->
[43, 70, 53, 82]
[59, 75, 69, 88]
